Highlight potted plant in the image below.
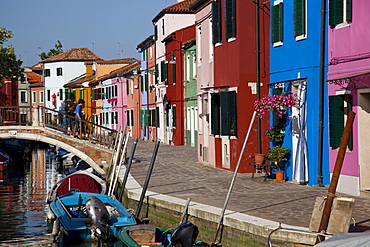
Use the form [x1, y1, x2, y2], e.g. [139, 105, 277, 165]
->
[264, 127, 285, 142]
[254, 94, 300, 118]
[266, 146, 290, 182]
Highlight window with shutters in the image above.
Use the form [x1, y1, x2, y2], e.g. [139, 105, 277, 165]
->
[211, 91, 237, 137]
[294, 0, 306, 40]
[172, 106, 176, 127]
[212, 0, 222, 45]
[225, 0, 236, 41]
[32, 91, 36, 103]
[329, 94, 353, 150]
[272, 1, 283, 47]
[329, 0, 352, 28]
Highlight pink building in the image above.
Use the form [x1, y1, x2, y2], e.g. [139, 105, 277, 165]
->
[327, 0, 370, 196]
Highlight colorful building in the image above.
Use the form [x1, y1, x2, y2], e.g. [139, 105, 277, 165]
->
[209, 0, 270, 172]
[164, 25, 196, 145]
[327, 0, 370, 196]
[269, 0, 329, 185]
[152, 0, 196, 144]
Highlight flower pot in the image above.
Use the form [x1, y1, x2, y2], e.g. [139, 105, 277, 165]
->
[274, 170, 285, 183]
[254, 154, 265, 165]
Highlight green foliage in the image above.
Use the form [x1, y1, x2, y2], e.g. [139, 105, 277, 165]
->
[264, 127, 284, 142]
[266, 146, 290, 170]
[0, 28, 24, 83]
[39, 40, 63, 60]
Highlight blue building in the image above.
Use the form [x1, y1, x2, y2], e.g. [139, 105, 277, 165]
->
[269, 0, 329, 185]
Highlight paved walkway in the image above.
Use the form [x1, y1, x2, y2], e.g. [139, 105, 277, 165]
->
[127, 138, 370, 232]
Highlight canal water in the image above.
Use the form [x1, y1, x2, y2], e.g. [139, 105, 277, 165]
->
[0, 144, 123, 247]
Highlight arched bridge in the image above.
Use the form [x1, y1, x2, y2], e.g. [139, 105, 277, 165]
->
[0, 106, 119, 175]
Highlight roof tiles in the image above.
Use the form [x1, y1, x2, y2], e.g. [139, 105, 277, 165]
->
[41, 48, 102, 63]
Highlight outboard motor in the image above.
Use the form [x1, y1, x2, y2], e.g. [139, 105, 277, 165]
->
[85, 196, 111, 241]
[171, 221, 199, 247]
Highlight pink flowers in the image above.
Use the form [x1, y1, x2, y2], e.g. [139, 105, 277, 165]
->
[254, 94, 300, 118]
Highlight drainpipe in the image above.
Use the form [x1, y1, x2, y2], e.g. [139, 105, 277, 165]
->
[317, 0, 326, 187]
[256, 0, 262, 154]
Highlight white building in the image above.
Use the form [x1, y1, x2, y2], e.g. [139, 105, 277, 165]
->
[42, 48, 102, 111]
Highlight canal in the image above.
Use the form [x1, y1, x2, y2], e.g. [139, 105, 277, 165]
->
[0, 142, 122, 247]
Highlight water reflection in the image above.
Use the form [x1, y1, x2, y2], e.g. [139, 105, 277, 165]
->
[0, 146, 123, 246]
[0, 147, 55, 246]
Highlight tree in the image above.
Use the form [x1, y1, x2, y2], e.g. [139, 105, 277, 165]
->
[39, 40, 63, 60]
[0, 28, 24, 84]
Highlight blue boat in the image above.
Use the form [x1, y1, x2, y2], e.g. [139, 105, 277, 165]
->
[47, 191, 137, 242]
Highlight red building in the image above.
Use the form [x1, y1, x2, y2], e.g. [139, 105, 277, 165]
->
[164, 25, 196, 146]
[210, 0, 270, 172]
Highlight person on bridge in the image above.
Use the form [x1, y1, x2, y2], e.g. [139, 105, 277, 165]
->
[74, 99, 85, 136]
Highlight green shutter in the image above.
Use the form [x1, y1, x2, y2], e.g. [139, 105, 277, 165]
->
[220, 91, 237, 136]
[212, 0, 221, 44]
[225, 0, 236, 39]
[140, 75, 144, 92]
[211, 93, 220, 135]
[65, 89, 69, 100]
[156, 107, 160, 127]
[173, 106, 176, 127]
[346, 0, 352, 23]
[92, 89, 95, 100]
[155, 64, 159, 84]
[329, 0, 344, 27]
[294, 0, 305, 37]
[272, 3, 283, 43]
[172, 63, 176, 84]
[145, 73, 149, 91]
[329, 95, 344, 148]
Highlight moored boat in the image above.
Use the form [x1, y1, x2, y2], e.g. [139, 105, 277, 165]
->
[47, 191, 137, 242]
[47, 170, 107, 203]
[117, 221, 209, 247]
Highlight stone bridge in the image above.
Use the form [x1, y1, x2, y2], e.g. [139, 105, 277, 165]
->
[0, 125, 112, 175]
[0, 106, 119, 175]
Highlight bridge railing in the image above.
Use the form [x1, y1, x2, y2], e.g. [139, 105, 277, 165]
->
[0, 106, 118, 149]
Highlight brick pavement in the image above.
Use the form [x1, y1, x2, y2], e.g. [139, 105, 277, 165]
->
[127, 138, 370, 232]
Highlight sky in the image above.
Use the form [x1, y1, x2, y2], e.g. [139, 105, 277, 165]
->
[1, 0, 178, 67]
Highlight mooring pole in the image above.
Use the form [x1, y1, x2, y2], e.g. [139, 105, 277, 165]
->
[316, 111, 355, 244]
[212, 111, 256, 246]
[118, 137, 139, 201]
[135, 140, 160, 222]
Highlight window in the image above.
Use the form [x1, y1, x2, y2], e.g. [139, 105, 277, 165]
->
[154, 25, 158, 41]
[47, 90, 51, 101]
[225, 0, 236, 40]
[59, 89, 63, 100]
[211, 91, 237, 136]
[40, 91, 44, 103]
[294, 0, 306, 39]
[329, 0, 352, 27]
[272, 1, 283, 46]
[161, 61, 168, 84]
[80, 89, 84, 99]
[162, 19, 165, 35]
[32, 91, 36, 103]
[329, 94, 353, 150]
[21, 91, 27, 103]
[44, 69, 50, 77]
[56, 67, 63, 76]
[212, 0, 222, 45]
[171, 55, 176, 85]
